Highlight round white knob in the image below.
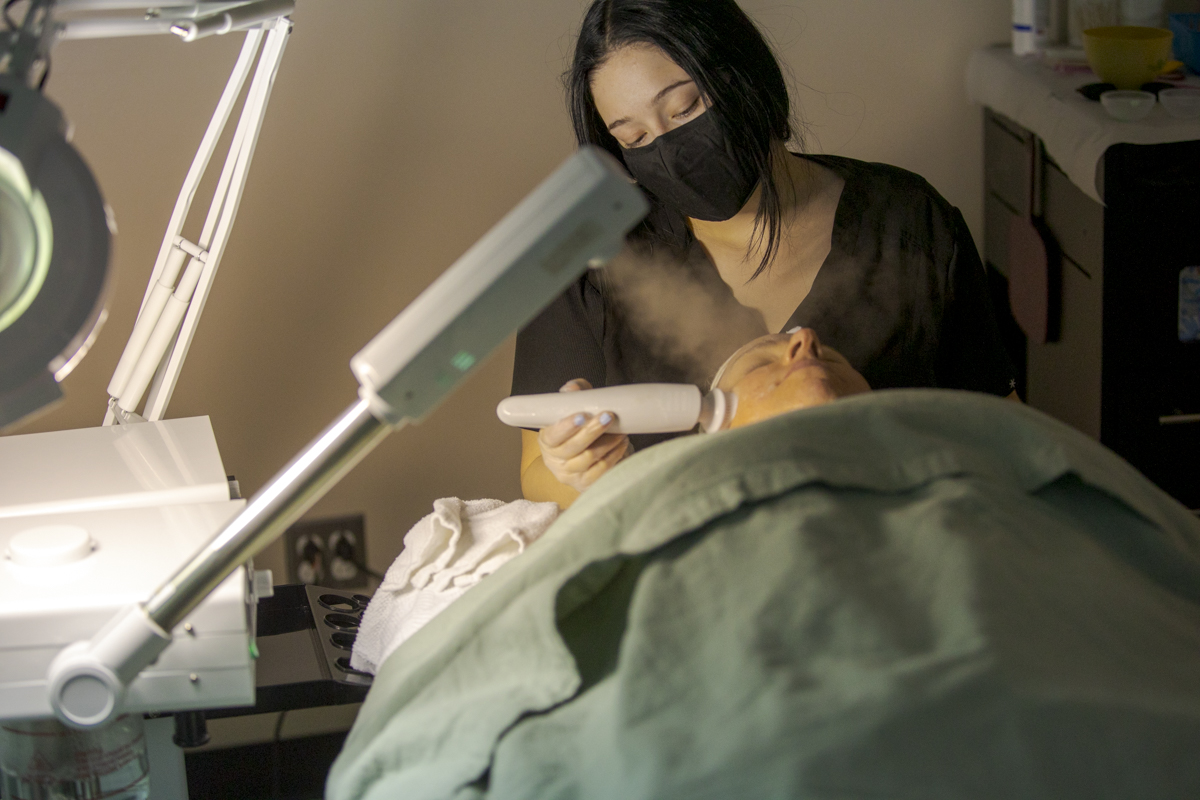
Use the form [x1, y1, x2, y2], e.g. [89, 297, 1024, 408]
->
[7, 525, 94, 567]
[47, 641, 124, 729]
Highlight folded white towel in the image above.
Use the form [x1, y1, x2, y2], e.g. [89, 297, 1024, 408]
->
[351, 497, 558, 674]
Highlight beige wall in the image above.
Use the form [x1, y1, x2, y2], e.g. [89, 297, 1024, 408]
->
[8, 0, 1010, 584]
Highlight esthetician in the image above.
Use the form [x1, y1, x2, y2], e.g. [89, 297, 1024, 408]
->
[513, 0, 1017, 507]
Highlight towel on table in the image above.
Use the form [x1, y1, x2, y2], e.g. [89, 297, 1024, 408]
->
[351, 498, 558, 674]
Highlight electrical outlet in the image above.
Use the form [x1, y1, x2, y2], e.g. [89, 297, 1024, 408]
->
[283, 514, 368, 588]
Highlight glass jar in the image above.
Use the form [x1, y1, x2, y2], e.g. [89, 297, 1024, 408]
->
[0, 713, 150, 800]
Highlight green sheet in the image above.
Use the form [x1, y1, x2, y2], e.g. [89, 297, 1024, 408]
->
[327, 390, 1200, 800]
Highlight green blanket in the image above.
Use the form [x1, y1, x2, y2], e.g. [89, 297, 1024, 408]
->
[327, 390, 1200, 800]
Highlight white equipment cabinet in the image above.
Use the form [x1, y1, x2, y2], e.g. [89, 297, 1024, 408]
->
[0, 417, 257, 721]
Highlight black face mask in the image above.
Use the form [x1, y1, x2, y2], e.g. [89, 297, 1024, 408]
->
[621, 110, 758, 222]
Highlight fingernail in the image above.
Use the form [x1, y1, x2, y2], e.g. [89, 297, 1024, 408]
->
[573, 414, 586, 427]
[599, 412, 613, 425]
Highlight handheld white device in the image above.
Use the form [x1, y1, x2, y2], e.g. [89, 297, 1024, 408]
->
[496, 383, 737, 434]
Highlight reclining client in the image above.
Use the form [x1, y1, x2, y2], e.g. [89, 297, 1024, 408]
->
[330, 329, 1200, 800]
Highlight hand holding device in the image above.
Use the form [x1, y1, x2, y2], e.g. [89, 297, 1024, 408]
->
[536, 379, 632, 493]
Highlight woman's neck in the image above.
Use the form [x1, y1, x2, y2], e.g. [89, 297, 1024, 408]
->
[688, 143, 845, 331]
[688, 142, 819, 268]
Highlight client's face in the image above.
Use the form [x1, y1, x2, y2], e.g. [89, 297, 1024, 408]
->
[714, 328, 871, 429]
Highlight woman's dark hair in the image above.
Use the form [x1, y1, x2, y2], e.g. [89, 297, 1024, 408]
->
[567, 0, 795, 278]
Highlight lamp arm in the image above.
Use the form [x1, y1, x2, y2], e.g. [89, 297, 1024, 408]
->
[54, 2, 288, 41]
[169, 0, 293, 42]
[141, 16, 290, 420]
[6, 0, 59, 85]
[46, 146, 649, 728]
[104, 29, 263, 416]
[103, 15, 291, 423]
[54, 2, 253, 14]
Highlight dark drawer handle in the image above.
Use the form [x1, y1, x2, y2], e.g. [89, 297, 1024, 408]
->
[1159, 413, 1200, 425]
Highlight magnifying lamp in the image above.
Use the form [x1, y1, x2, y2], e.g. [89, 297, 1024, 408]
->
[0, 0, 290, 431]
[0, 9, 112, 430]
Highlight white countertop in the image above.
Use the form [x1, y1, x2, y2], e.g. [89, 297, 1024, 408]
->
[967, 45, 1200, 203]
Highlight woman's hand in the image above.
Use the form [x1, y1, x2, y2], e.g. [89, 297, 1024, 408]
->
[536, 379, 632, 493]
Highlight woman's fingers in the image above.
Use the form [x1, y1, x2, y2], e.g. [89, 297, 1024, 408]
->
[579, 436, 630, 486]
[550, 434, 628, 492]
[539, 410, 614, 455]
[538, 378, 599, 449]
[536, 378, 630, 492]
[559, 378, 592, 392]
[538, 419, 631, 492]
[539, 413, 589, 449]
[563, 432, 626, 474]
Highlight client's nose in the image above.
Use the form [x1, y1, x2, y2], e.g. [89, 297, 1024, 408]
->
[785, 328, 821, 362]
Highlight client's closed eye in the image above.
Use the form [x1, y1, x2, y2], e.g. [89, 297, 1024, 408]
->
[724, 354, 775, 387]
[742, 354, 775, 373]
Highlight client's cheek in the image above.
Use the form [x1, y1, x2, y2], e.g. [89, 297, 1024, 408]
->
[725, 377, 778, 429]
[726, 363, 868, 430]
[727, 373, 830, 428]
[832, 368, 871, 398]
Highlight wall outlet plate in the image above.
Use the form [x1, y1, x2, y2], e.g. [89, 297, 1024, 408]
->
[283, 514, 368, 588]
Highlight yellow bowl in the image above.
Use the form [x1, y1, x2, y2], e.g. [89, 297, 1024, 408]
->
[1083, 26, 1183, 90]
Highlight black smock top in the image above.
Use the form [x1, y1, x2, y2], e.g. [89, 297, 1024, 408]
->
[512, 154, 1016, 449]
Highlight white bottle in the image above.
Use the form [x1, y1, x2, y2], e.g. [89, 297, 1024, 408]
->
[496, 383, 737, 435]
[1013, 0, 1050, 55]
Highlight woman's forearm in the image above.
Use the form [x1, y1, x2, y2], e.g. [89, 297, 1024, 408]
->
[522, 455, 581, 509]
[520, 429, 580, 509]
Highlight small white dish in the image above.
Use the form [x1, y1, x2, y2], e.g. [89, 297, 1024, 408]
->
[1100, 89, 1156, 121]
[1159, 88, 1200, 120]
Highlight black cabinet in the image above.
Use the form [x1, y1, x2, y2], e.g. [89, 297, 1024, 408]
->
[983, 108, 1200, 510]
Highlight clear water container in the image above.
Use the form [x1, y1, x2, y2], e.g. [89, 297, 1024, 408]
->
[0, 714, 150, 800]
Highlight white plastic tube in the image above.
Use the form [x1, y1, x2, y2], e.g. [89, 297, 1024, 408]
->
[107, 246, 189, 398]
[171, 0, 294, 42]
[117, 256, 205, 412]
[496, 384, 736, 435]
